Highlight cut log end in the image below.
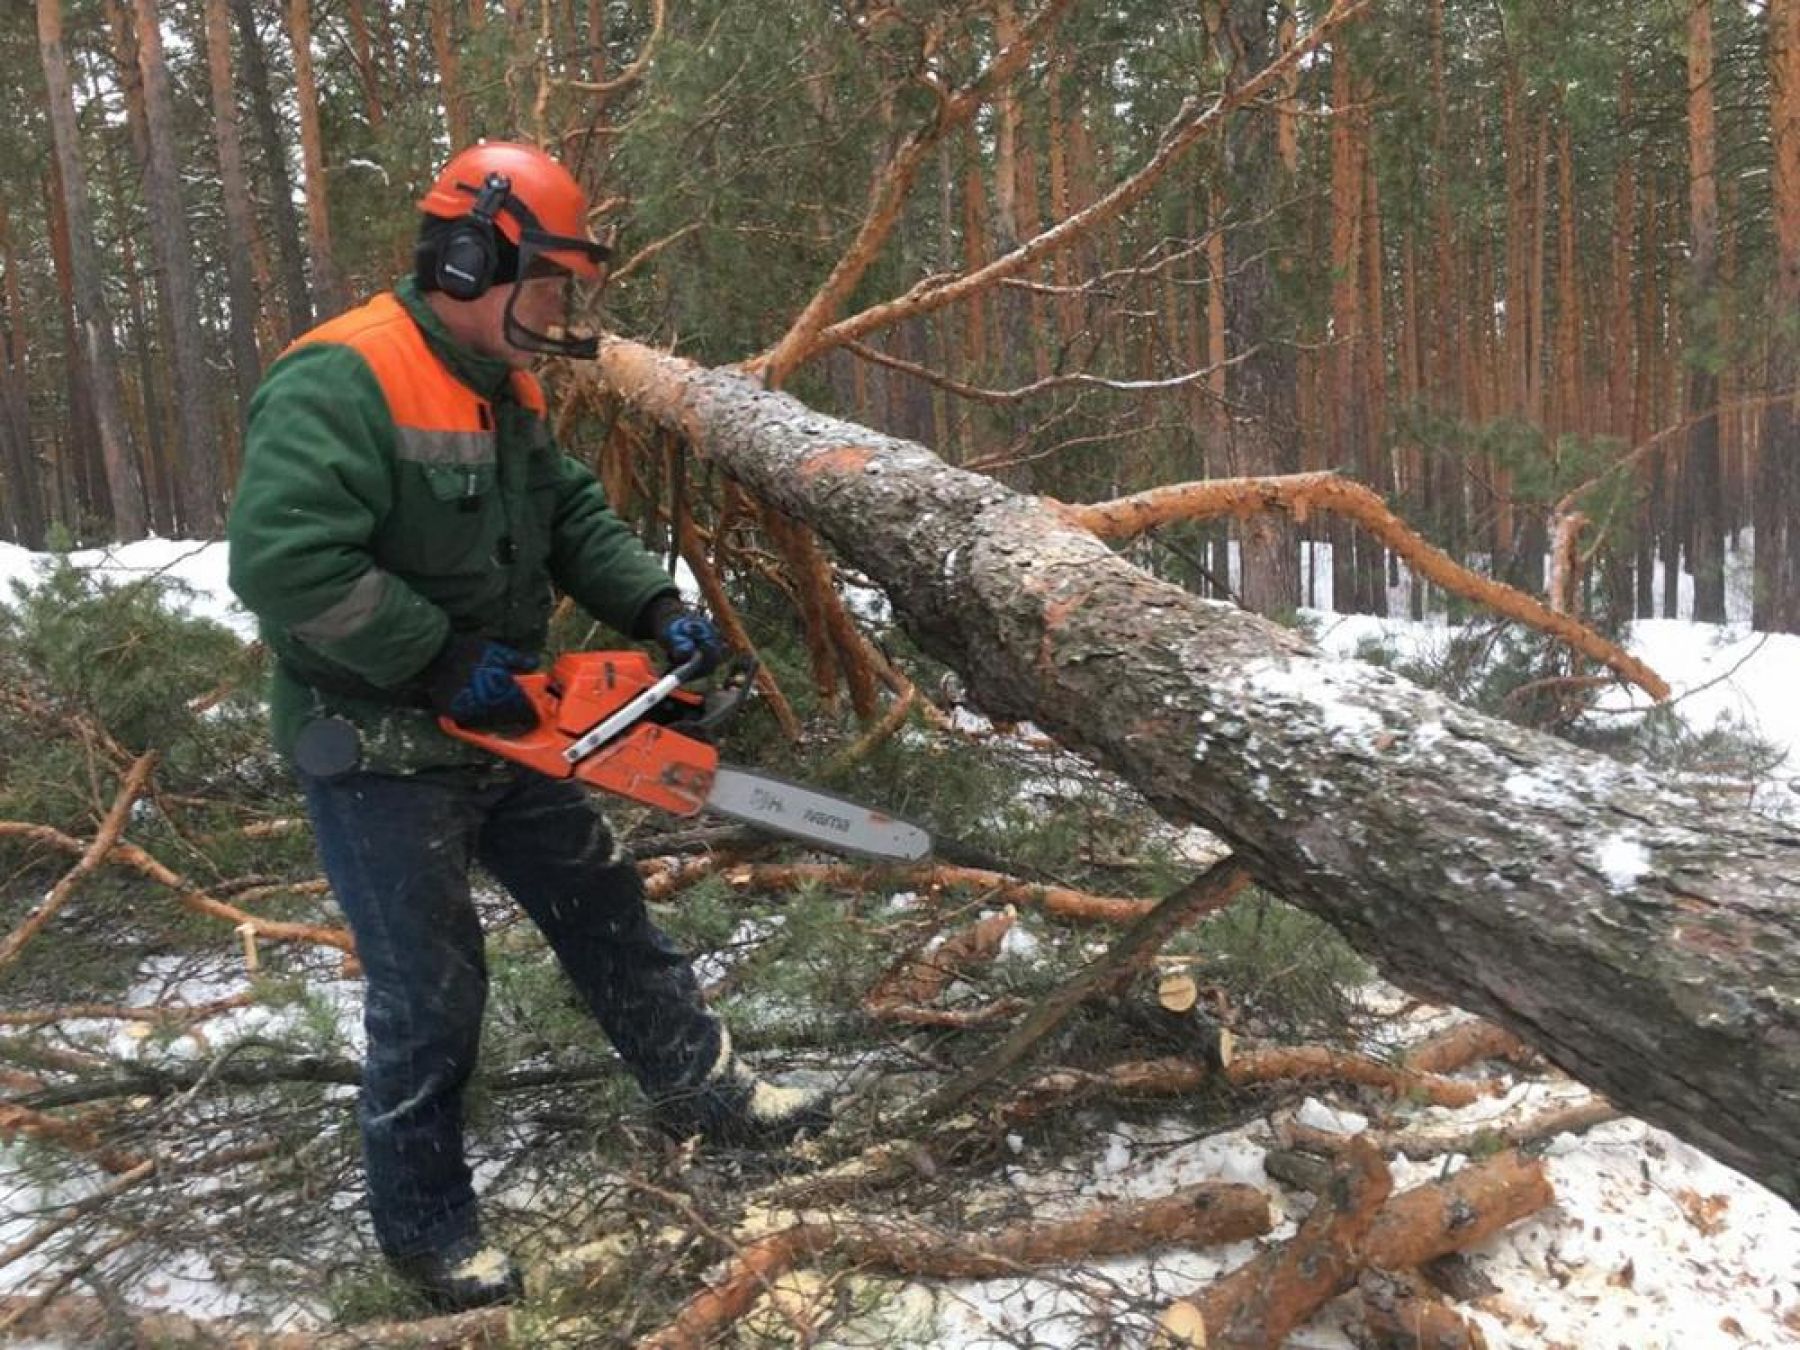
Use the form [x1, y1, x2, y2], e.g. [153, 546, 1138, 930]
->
[1160, 972, 1199, 1013]
[1156, 1298, 1208, 1347]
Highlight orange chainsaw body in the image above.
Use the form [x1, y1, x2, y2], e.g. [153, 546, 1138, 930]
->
[441, 651, 718, 816]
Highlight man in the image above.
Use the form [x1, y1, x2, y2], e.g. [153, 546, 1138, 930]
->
[227, 142, 827, 1313]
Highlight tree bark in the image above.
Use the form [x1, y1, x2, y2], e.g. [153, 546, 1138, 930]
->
[37, 0, 148, 541]
[595, 335, 1800, 1203]
[131, 0, 224, 534]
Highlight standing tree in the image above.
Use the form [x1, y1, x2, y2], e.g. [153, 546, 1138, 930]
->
[285, 0, 346, 319]
[129, 0, 223, 533]
[1686, 0, 1726, 622]
[1761, 0, 1800, 632]
[36, 0, 148, 541]
[0, 196, 44, 548]
[232, 0, 312, 341]
[1210, 0, 1301, 619]
[203, 0, 265, 432]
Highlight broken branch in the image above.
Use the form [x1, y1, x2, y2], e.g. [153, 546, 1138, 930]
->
[1055, 471, 1668, 700]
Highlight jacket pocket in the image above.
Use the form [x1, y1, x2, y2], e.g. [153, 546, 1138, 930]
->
[418, 459, 498, 502]
[388, 457, 503, 577]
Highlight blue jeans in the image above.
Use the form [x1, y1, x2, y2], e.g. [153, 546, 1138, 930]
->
[301, 763, 722, 1258]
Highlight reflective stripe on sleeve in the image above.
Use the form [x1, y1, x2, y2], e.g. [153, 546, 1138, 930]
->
[291, 569, 389, 643]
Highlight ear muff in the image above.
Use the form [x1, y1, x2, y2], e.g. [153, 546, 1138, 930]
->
[432, 173, 511, 301]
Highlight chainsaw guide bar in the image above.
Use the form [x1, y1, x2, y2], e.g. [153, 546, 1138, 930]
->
[441, 650, 931, 862]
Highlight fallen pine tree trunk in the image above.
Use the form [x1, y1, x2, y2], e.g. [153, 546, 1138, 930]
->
[597, 337, 1800, 1203]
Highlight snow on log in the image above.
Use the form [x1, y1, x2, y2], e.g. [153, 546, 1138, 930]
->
[596, 337, 1800, 1203]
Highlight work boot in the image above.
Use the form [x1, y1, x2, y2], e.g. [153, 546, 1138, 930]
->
[654, 1029, 833, 1148]
[389, 1232, 524, 1313]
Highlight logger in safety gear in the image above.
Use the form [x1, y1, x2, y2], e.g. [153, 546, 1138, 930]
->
[414, 139, 611, 359]
[225, 142, 828, 1316]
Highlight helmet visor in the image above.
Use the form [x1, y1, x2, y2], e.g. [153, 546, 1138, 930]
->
[502, 234, 609, 359]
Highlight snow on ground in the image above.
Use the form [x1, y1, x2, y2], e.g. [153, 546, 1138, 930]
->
[3, 541, 1799, 1345]
[0, 537, 250, 639]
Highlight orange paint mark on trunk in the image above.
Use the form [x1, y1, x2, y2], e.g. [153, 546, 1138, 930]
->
[1038, 595, 1082, 679]
[800, 446, 878, 478]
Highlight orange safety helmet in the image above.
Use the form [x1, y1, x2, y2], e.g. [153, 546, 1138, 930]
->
[417, 141, 610, 356]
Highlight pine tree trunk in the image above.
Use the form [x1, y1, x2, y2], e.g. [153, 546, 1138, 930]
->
[233, 0, 312, 340]
[0, 198, 44, 548]
[204, 0, 266, 428]
[959, 125, 991, 380]
[1329, 48, 1366, 613]
[1636, 193, 1662, 618]
[100, 0, 172, 530]
[1554, 121, 1581, 441]
[1526, 115, 1548, 429]
[1609, 74, 1636, 444]
[1687, 0, 1727, 622]
[1216, 2, 1298, 618]
[43, 159, 99, 530]
[430, 0, 471, 149]
[37, 0, 148, 541]
[987, 0, 1042, 480]
[131, 0, 224, 534]
[109, 203, 174, 534]
[344, 0, 384, 132]
[596, 335, 1800, 1205]
[1358, 108, 1389, 614]
[1760, 0, 1800, 633]
[286, 0, 347, 319]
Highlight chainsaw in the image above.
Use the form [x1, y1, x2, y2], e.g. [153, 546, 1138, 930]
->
[439, 650, 932, 861]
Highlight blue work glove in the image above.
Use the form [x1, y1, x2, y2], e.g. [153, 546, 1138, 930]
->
[423, 635, 539, 732]
[646, 596, 725, 677]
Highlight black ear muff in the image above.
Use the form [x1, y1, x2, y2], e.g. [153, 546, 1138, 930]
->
[433, 173, 512, 301]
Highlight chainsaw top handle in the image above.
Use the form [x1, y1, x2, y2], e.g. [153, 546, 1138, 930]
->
[689, 653, 759, 733]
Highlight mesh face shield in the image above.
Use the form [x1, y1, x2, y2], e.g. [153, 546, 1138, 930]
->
[500, 233, 610, 359]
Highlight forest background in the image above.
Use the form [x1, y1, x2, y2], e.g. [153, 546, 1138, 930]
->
[2, 0, 1799, 642]
[7, 0, 1800, 1343]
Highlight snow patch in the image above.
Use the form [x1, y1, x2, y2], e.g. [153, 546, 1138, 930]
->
[1241, 658, 1386, 738]
[1595, 834, 1652, 891]
[1502, 769, 1579, 810]
[1294, 1097, 1369, 1136]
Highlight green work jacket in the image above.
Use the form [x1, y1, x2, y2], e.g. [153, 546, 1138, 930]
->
[226, 277, 674, 773]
